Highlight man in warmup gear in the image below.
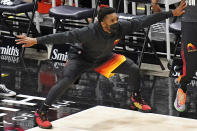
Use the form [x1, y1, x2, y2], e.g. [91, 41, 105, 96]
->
[16, 1, 186, 129]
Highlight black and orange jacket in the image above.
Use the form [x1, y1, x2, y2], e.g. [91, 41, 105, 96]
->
[37, 11, 173, 63]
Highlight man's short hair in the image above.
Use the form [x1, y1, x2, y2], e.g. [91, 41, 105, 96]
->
[98, 7, 116, 23]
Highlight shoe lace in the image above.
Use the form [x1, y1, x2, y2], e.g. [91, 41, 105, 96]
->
[133, 93, 147, 105]
[0, 84, 11, 93]
[39, 112, 48, 121]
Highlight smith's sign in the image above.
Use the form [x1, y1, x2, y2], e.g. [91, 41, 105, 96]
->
[51, 49, 68, 61]
[0, 35, 22, 57]
[0, 45, 19, 56]
[50, 44, 70, 62]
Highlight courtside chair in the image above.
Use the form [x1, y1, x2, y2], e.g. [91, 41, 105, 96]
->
[0, 0, 39, 36]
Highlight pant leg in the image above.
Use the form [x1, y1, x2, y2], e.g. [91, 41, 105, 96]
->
[178, 22, 197, 92]
[44, 58, 92, 106]
[112, 57, 141, 93]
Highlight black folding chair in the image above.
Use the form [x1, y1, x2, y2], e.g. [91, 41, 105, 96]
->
[116, 0, 165, 70]
[49, 0, 98, 32]
[0, 0, 39, 36]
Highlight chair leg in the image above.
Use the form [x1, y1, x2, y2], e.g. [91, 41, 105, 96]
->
[138, 27, 150, 68]
[26, 0, 38, 36]
[21, 3, 39, 58]
[172, 35, 181, 58]
[92, 0, 101, 23]
[20, 12, 35, 58]
[25, 11, 39, 36]
[138, 26, 165, 70]
[148, 37, 165, 70]
[138, 31, 148, 68]
[169, 35, 181, 77]
[54, 19, 61, 32]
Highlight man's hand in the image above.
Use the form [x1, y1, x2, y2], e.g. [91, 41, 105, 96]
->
[172, 0, 187, 16]
[16, 35, 37, 47]
[151, 0, 162, 13]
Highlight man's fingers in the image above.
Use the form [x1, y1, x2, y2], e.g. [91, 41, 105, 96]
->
[15, 35, 34, 48]
[180, 11, 185, 16]
[183, 4, 187, 9]
[15, 39, 24, 42]
[180, 0, 186, 7]
[180, 4, 187, 11]
[16, 41, 26, 45]
[181, 0, 186, 4]
[181, 2, 186, 7]
[22, 44, 32, 48]
[22, 44, 28, 47]
[16, 35, 26, 39]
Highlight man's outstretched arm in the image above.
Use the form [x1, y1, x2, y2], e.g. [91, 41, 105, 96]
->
[16, 26, 90, 47]
[120, 0, 186, 35]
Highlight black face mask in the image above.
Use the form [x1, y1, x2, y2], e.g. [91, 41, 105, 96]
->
[109, 22, 120, 34]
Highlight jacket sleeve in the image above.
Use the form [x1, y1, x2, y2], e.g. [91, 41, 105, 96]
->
[119, 11, 173, 35]
[37, 26, 90, 45]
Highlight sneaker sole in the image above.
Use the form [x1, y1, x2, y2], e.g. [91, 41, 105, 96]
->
[129, 103, 151, 113]
[174, 90, 186, 112]
[34, 115, 53, 129]
[0, 92, 16, 97]
[174, 100, 185, 112]
[38, 125, 52, 129]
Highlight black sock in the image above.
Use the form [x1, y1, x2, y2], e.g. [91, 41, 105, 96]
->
[180, 83, 187, 93]
[132, 90, 141, 98]
[182, 87, 187, 93]
[38, 103, 50, 114]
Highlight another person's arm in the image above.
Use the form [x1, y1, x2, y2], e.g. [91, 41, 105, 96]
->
[151, 0, 161, 13]
[16, 26, 90, 47]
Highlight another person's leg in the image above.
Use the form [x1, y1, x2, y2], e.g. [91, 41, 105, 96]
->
[35, 59, 92, 129]
[0, 69, 16, 96]
[112, 57, 151, 112]
[0, 83, 16, 96]
[174, 22, 197, 112]
[174, 44, 197, 112]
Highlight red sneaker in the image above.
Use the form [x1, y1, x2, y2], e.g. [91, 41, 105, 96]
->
[34, 109, 52, 129]
[130, 93, 152, 112]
